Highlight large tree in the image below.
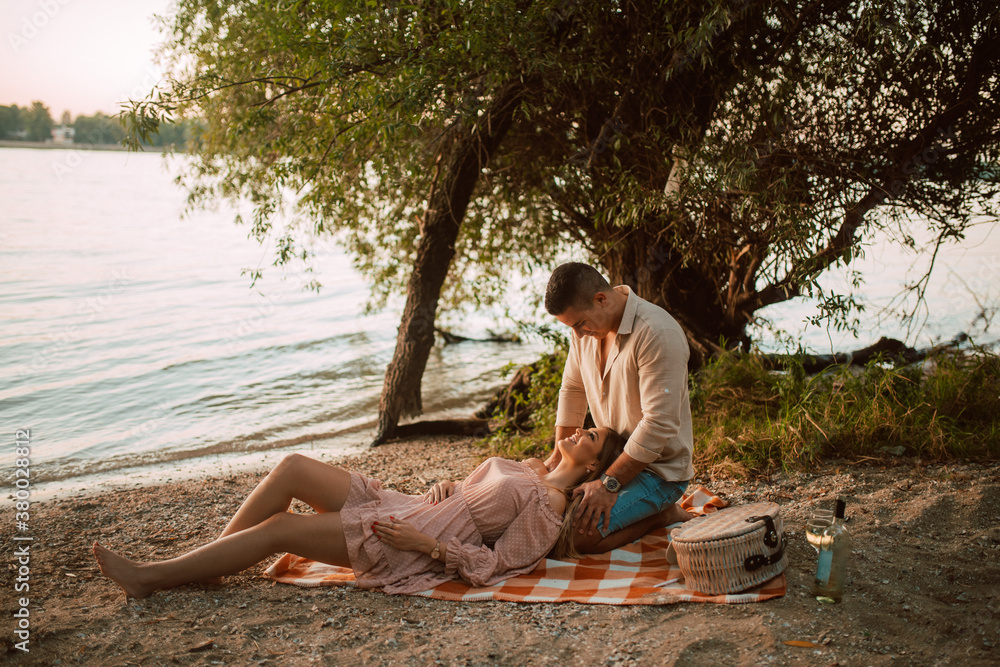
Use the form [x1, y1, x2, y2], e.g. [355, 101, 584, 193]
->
[127, 0, 999, 441]
[126, 1, 546, 441]
[451, 0, 1000, 361]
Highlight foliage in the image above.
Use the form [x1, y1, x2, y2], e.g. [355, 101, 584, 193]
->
[123, 0, 545, 298]
[690, 346, 1000, 476]
[73, 113, 127, 145]
[0, 104, 23, 139]
[125, 0, 999, 355]
[482, 342, 1000, 472]
[24, 101, 53, 141]
[0, 101, 194, 147]
[464, 0, 1000, 353]
[73, 112, 196, 148]
[0, 102, 54, 141]
[484, 337, 569, 461]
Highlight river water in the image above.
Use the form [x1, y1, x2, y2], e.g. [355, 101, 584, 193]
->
[1, 148, 547, 497]
[1, 147, 996, 498]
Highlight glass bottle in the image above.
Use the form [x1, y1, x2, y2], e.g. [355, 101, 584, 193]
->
[813, 498, 850, 603]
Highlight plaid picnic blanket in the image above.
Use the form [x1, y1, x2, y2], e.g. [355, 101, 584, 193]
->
[264, 485, 786, 605]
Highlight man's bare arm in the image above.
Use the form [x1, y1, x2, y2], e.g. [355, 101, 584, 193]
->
[543, 425, 577, 471]
[572, 451, 648, 536]
[602, 451, 647, 487]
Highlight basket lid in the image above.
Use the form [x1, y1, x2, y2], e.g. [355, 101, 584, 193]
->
[671, 502, 780, 543]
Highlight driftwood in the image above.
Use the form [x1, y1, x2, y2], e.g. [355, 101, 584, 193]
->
[373, 334, 526, 444]
[759, 333, 969, 374]
[391, 418, 491, 438]
[434, 327, 520, 344]
[474, 364, 534, 424]
[380, 364, 535, 443]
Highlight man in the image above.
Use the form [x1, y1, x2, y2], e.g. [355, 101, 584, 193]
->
[544, 262, 694, 553]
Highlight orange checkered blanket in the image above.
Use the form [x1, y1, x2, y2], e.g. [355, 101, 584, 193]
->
[264, 486, 786, 605]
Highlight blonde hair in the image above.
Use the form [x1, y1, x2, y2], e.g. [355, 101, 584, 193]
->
[549, 429, 626, 559]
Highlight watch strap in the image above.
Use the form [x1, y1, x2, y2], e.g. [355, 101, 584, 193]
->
[601, 474, 622, 493]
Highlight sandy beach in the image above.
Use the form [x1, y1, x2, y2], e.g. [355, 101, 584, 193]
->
[3, 435, 998, 665]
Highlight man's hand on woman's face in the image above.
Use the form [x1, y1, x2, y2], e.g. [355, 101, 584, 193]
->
[572, 479, 618, 535]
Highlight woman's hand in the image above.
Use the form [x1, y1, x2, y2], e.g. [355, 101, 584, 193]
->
[372, 518, 435, 554]
[423, 480, 455, 504]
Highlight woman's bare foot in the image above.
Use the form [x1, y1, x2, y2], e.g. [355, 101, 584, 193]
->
[92, 542, 156, 599]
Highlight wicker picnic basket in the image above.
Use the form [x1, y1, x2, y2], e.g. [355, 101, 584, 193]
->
[670, 502, 787, 595]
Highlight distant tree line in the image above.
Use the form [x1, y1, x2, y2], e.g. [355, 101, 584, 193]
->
[0, 101, 196, 148]
[0, 101, 53, 141]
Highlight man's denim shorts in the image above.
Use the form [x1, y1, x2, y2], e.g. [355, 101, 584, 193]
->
[599, 471, 689, 537]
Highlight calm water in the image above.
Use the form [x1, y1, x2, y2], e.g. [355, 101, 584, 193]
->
[757, 215, 999, 352]
[1, 147, 996, 497]
[0, 147, 546, 494]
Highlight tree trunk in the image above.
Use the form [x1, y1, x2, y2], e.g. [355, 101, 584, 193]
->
[600, 224, 745, 369]
[372, 82, 526, 445]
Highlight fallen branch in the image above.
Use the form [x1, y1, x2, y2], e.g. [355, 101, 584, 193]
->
[387, 418, 491, 440]
[758, 333, 969, 374]
[435, 328, 520, 344]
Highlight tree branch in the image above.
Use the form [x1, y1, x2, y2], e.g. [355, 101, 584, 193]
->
[750, 27, 999, 312]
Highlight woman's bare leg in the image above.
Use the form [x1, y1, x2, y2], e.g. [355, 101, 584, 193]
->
[94, 511, 351, 599]
[219, 453, 353, 539]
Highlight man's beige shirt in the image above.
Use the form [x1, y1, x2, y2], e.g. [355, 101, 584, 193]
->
[555, 286, 694, 482]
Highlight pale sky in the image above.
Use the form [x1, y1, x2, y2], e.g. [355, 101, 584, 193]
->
[1, 0, 172, 118]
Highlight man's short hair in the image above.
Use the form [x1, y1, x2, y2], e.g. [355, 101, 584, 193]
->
[544, 263, 612, 315]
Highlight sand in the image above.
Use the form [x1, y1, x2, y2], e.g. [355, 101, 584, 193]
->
[2, 435, 998, 665]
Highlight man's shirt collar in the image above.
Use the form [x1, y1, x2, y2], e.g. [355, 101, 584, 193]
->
[615, 285, 639, 336]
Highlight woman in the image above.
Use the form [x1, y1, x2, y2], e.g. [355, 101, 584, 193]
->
[93, 427, 625, 598]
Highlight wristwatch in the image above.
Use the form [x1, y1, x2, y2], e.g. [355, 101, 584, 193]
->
[601, 474, 622, 493]
[430, 541, 441, 560]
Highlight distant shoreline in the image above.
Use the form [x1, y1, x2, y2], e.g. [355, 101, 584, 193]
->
[0, 139, 128, 151]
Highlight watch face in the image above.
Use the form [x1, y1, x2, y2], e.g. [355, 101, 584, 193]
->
[603, 475, 621, 492]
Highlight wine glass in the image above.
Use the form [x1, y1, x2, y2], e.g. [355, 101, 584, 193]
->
[806, 508, 834, 553]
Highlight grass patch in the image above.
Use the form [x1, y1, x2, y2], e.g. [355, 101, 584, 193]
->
[693, 346, 1000, 474]
[483, 341, 1000, 476]
[483, 345, 567, 461]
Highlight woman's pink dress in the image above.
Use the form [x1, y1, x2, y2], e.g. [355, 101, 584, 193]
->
[340, 457, 564, 594]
